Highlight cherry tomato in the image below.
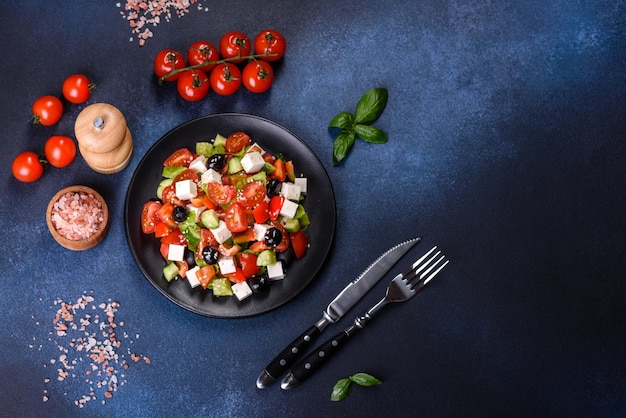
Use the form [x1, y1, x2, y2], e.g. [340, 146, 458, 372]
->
[173, 168, 200, 184]
[62, 74, 95, 104]
[219, 31, 251, 63]
[154, 49, 186, 81]
[12, 151, 44, 183]
[238, 252, 259, 279]
[31, 95, 63, 126]
[44, 135, 76, 168]
[237, 181, 266, 209]
[225, 131, 251, 153]
[187, 40, 219, 72]
[268, 196, 284, 220]
[254, 29, 286, 61]
[290, 230, 308, 259]
[141, 201, 162, 234]
[242, 60, 274, 93]
[163, 148, 194, 167]
[177, 70, 210, 102]
[225, 202, 248, 233]
[209, 63, 241, 96]
[252, 200, 270, 224]
[207, 183, 237, 205]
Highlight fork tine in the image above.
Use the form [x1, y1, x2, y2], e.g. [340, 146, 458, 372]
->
[405, 251, 448, 288]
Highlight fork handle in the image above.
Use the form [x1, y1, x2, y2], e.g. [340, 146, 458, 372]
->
[281, 325, 360, 390]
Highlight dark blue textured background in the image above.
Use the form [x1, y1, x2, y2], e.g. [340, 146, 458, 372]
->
[1, 1, 625, 416]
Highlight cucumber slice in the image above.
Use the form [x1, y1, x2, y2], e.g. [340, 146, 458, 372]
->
[256, 249, 277, 266]
[196, 142, 213, 157]
[163, 262, 179, 282]
[162, 166, 186, 179]
[200, 209, 220, 229]
[283, 218, 300, 233]
[210, 277, 233, 296]
[228, 156, 243, 174]
[157, 178, 174, 200]
[214, 133, 227, 147]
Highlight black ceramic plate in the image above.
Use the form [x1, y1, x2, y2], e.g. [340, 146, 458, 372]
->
[125, 114, 336, 318]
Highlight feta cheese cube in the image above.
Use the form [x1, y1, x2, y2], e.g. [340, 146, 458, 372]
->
[253, 223, 271, 242]
[279, 199, 299, 219]
[218, 256, 236, 275]
[247, 142, 265, 154]
[167, 244, 186, 262]
[232, 281, 253, 301]
[189, 156, 207, 173]
[201, 168, 222, 185]
[186, 266, 201, 288]
[186, 205, 205, 222]
[240, 151, 265, 173]
[280, 182, 302, 201]
[294, 177, 307, 194]
[211, 220, 232, 244]
[175, 179, 197, 200]
[267, 261, 285, 280]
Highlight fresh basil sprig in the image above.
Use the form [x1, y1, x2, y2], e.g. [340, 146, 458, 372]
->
[331, 373, 382, 401]
[329, 88, 388, 166]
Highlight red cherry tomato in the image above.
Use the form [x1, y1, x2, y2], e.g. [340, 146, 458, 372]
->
[163, 148, 194, 167]
[141, 201, 162, 234]
[209, 63, 241, 96]
[12, 151, 44, 182]
[242, 60, 274, 93]
[31, 95, 63, 126]
[44, 135, 76, 168]
[62, 74, 95, 104]
[154, 49, 186, 81]
[225, 202, 248, 233]
[219, 31, 251, 63]
[176, 70, 210, 102]
[290, 230, 308, 259]
[207, 183, 237, 205]
[225, 131, 251, 153]
[187, 40, 219, 72]
[253, 30, 286, 61]
[237, 181, 266, 209]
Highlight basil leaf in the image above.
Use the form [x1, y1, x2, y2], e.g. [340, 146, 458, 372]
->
[329, 112, 355, 130]
[354, 124, 388, 144]
[350, 373, 382, 387]
[354, 88, 388, 125]
[331, 378, 352, 401]
[333, 129, 356, 166]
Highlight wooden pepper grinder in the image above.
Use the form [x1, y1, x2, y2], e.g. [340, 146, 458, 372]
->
[74, 103, 133, 174]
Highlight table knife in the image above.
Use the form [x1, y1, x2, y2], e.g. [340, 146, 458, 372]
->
[255, 237, 420, 389]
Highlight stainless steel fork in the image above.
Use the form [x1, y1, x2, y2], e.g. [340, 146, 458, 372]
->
[281, 246, 449, 389]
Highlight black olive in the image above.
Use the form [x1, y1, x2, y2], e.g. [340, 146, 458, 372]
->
[202, 246, 219, 265]
[173, 205, 187, 222]
[266, 179, 282, 197]
[207, 154, 227, 171]
[184, 248, 196, 269]
[265, 227, 283, 248]
[247, 274, 270, 293]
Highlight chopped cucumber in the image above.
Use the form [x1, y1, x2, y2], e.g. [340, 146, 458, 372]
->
[196, 142, 213, 157]
[200, 209, 220, 229]
[214, 134, 227, 147]
[163, 262, 179, 282]
[249, 171, 267, 185]
[210, 277, 233, 296]
[162, 166, 186, 179]
[256, 249, 277, 266]
[228, 156, 243, 174]
[157, 178, 174, 200]
[180, 213, 201, 249]
[283, 218, 301, 233]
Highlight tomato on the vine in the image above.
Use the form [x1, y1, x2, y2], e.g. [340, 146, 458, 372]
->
[31, 95, 63, 126]
[219, 31, 251, 63]
[187, 40, 219, 72]
[154, 49, 186, 81]
[177, 70, 210, 102]
[12, 151, 44, 182]
[209, 63, 241, 96]
[44, 135, 76, 168]
[242, 60, 274, 93]
[253, 30, 286, 61]
[62, 74, 95, 104]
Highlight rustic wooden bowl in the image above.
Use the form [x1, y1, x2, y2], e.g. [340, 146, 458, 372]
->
[46, 185, 109, 251]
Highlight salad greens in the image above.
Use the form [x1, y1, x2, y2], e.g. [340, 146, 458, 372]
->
[331, 372, 382, 401]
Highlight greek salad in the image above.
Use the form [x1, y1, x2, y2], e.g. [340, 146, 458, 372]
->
[140, 131, 310, 301]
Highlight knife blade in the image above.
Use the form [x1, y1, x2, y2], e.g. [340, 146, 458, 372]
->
[255, 237, 420, 389]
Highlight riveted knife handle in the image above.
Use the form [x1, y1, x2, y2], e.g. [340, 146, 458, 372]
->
[256, 325, 322, 388]
[281, 329, 352, 390]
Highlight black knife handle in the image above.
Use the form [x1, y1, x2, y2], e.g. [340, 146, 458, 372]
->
[257, 325, 322, 387]
[281, 329, 353, 389]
